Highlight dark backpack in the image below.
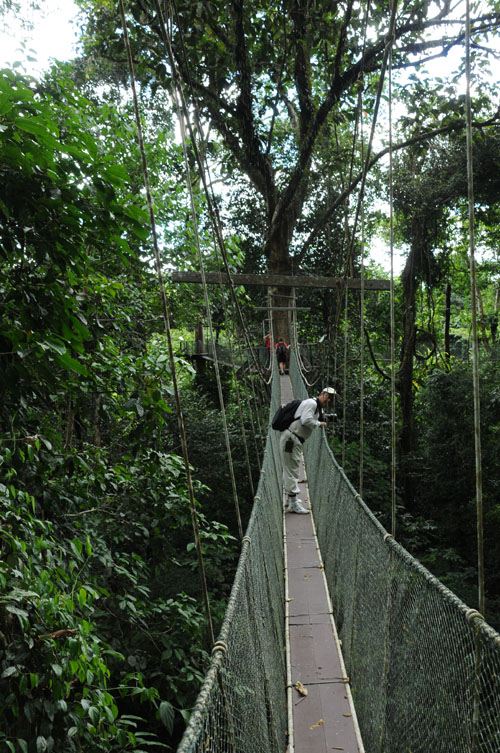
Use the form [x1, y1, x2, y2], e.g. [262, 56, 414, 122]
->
[277, 342, 287, 358]
[271, 399, 302, 431]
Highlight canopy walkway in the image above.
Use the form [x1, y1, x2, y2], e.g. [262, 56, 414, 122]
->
[177, 351, 500, 753]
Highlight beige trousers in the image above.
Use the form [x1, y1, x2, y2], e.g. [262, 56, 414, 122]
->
[280, 430, 303, 497]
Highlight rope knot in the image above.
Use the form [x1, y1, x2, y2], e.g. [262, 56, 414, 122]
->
[465, 609, 484, 624]
[211, 640, 228, 656]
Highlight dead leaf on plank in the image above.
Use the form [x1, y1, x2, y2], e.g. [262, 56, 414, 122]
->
[295, 681, 308, 696]
[309, 719, 324, 730]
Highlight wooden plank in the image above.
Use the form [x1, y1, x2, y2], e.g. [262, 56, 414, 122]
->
[282, 374, 364, 753]
[292, 682, 361, 753]
[171, 270, 390, 290]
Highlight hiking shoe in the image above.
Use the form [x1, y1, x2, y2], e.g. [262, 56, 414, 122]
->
[288, 499, 309, 514]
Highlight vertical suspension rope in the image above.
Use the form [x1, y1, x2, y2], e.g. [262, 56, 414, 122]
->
[175, 94, 244, 541]
[155, 0, 265, 385]
[464, 13, 485, 748]
[388, 47, 397, 539]
[342, 285, 349, 468]
[162, 0, 263, 494]
[223, 314, 256, 498]
[465, 0, 485, 618]
[118, 0, 214, 645]
[359, 105, 366, 498]
[380, 32, 398, 753]
[151, 1, 246, 540]
[236, 337, 264, 466]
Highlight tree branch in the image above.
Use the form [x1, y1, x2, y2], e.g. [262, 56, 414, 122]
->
[290, 1, 313, 138]
[267, 5, 500, 246]
[299, 112, 500, 259]
[231, 0, 276, 206]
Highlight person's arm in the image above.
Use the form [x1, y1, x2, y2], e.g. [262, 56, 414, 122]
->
[299, 400, 324, 429]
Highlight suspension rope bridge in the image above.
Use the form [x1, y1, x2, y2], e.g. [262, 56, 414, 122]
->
[114, 4, 499, 751]
[176, 349, 500, 753]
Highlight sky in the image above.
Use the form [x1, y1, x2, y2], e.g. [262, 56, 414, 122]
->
[0, 0, 79, 74]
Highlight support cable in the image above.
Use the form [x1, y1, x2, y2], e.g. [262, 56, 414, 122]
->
[154, 0, 265, 384]
[155, 1, 246, 539]
[336, 0, 369, 301]
[337, 0, 371, 469]
[359, 104, 366, 498]
[245, 373, 263, 472]
[379, 33, 398, 753]
[465, 11, 484, 748]
[293, 289, 321, 387]
[233, 338, 263, 470]
[388, 48, 397, 539]
[267, 287, 276, 386]
[465, 0, 485, 619]
[342, 285, 349, 468]
[118, 0, 214, 645]
[192, 137, 258, 497]
[174, 80, 244, 541]
[345, 1, 399, 273]
[222, 312, 257, 498]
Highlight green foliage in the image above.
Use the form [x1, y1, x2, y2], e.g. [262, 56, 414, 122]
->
[0, 62, 252, 752]
[0, 423, 239, 750]
[0, 473, 163, 752]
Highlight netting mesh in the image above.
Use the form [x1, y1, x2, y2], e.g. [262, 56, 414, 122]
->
[176, 368, 287, 753]
[290, 352, 500, 753]
[177, 356, 500, 753]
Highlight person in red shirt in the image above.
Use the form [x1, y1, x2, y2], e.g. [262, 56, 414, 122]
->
[264, 333, 272, 367]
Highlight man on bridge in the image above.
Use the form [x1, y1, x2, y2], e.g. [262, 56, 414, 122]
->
[281, 387, 337, 513]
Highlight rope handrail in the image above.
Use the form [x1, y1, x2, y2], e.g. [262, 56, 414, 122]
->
[176, 353, 500, 753]
[176, 365, 286, 753]
[291, 349, 500, 753]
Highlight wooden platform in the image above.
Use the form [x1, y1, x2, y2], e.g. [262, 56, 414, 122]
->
[281, 375, 364, 753]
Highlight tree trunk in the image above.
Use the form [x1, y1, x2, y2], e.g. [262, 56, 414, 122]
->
[267, 229, 295, 343]
[266, 186, 310, 344]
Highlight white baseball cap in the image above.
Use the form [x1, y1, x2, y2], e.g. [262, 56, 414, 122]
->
[321, 387, 337, 395]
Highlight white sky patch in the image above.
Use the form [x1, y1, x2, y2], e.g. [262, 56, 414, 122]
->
[0, 0, 80, 75]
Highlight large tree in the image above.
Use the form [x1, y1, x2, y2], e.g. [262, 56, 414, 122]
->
[75, 0, 500, 337]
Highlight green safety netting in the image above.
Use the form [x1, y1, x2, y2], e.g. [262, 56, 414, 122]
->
[177, 351, 500, 753]
[176, 365, 287, 753]
[291, 353, 500, 753]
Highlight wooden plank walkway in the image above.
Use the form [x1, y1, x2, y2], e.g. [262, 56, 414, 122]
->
[280, 375, 364, 753]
